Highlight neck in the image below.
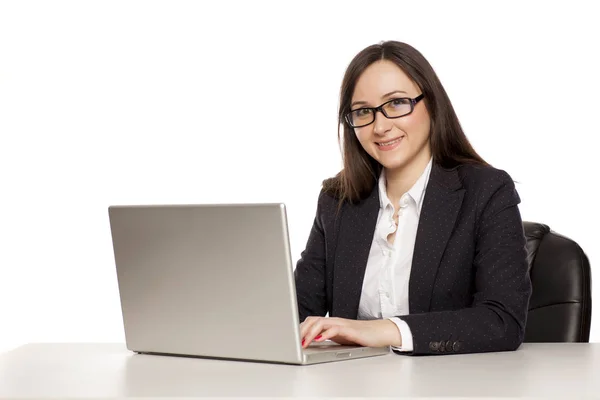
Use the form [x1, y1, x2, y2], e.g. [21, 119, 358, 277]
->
[384, 149, 432, 203]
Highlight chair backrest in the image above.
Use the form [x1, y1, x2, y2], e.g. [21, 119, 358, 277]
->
[523, 221, 592, 342]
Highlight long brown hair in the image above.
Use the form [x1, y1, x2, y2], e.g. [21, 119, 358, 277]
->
[323, 41, 488, 205]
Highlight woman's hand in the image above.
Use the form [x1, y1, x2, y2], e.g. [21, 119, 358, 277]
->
[299, 317, 402, 348]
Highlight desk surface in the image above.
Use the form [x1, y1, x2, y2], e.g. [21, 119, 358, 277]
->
[0, 343, 599, 399]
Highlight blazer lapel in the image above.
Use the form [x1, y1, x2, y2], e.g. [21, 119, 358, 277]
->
[409, 163, 465, 313]
[331, 183, 379, 319]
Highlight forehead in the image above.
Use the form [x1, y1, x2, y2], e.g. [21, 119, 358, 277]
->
[352, 60, 419, 103]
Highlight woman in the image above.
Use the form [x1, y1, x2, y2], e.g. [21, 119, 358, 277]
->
[294, 41, 532, 355]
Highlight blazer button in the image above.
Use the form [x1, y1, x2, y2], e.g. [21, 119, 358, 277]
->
[429, 341, 439, 351]
[439, 342, 446, 352]
[452, 341, 462, 352]
[445, 341, 452, 352]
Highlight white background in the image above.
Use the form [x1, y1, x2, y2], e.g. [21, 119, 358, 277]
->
[1, 0, 598, 354]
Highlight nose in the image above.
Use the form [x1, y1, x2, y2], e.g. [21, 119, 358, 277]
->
[372, 109, 392, 136]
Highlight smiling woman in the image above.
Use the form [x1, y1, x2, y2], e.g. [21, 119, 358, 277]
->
[294, 41, 532, 355]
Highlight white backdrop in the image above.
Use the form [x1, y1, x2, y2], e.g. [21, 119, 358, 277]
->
[1, 0, 598, 354]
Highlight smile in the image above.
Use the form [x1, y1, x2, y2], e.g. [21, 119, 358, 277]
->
[376, 136, 404, 147]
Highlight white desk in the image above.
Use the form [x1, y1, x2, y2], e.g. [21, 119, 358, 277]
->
[0, 343, 598, 399]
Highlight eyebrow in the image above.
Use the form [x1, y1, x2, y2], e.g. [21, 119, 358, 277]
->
[351, 90, 408, 108]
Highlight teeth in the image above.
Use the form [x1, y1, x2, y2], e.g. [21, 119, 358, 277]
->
[378, 137, 402, 146]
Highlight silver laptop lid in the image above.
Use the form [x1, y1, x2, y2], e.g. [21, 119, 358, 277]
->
[108, 203, 303, 364]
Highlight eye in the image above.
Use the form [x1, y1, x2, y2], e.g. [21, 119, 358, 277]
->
[390, 98, 410, 107]
[355, 108, 373, 117]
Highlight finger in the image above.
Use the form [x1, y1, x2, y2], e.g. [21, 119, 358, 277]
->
[300, 318, 324, 348]
[299, 317, 320, 341]
[300, 318, 349, 347]
[314, 325, 341, 341]
[304, 318, 341, 348]
[303, 320, 326, 348]
[300, 316, 320, 334]
[318, 324, 362, 346]
[318, 326, 355, 345]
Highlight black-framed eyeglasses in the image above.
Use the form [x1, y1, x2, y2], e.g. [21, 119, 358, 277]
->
[345, 94, 425, 128]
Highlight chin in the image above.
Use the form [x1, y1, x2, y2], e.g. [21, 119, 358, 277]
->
[379, 159, 409, 171]
[374, 151, 411, 171]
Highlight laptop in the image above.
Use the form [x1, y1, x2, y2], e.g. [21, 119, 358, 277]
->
[108, 203, 390, 365]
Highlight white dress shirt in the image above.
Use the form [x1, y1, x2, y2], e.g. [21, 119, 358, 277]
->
[357, 157, 433, 351]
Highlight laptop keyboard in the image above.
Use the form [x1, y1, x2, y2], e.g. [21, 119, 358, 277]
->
[304, 341, 363, 353]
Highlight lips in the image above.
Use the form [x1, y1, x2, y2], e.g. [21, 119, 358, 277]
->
[376, 136, 404, 146]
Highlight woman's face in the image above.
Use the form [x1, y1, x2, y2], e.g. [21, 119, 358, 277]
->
[350, 60, 431, 172]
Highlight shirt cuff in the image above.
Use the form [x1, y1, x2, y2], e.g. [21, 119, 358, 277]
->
[388, 317, 414, 352]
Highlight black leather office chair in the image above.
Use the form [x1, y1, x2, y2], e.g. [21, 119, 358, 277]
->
[522, 221, 592, 342]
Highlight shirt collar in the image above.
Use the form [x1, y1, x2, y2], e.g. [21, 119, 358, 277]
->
[378, 157, 433, 215]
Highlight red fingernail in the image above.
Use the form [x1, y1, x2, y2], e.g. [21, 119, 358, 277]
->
[315, 335, 322, 340]
[302, 339, 305, 346]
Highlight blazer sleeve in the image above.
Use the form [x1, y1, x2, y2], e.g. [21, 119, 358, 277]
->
[294, 190, 328, 322]
[398, 171, 532, 355]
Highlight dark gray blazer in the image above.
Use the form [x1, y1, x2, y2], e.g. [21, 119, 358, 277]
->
[294, 162, 532, 355]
